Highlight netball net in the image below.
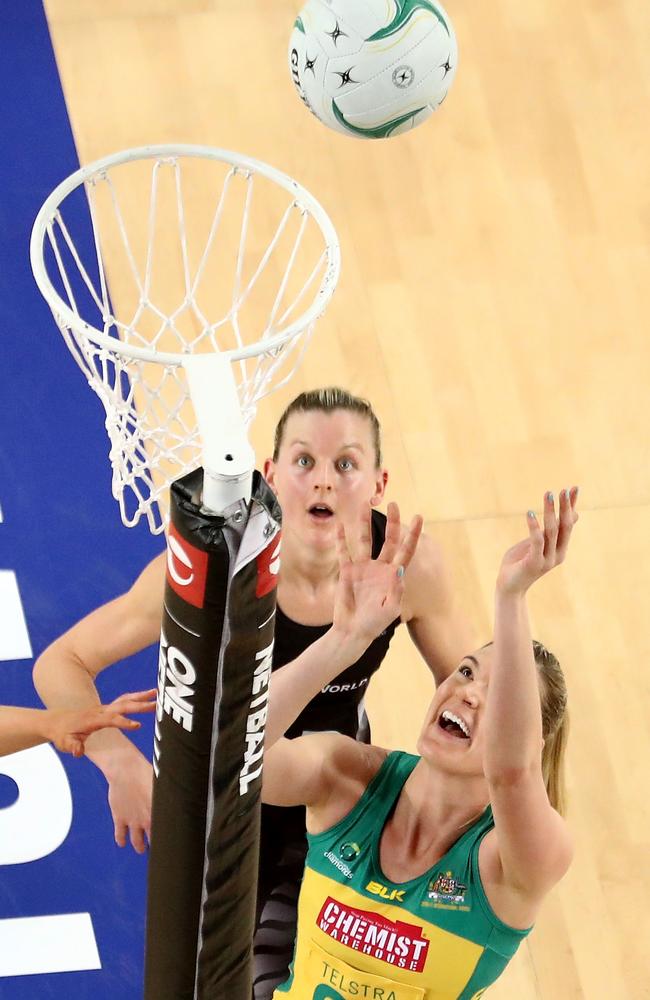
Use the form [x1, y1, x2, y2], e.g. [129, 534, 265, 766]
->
[30, 145, 340, 532]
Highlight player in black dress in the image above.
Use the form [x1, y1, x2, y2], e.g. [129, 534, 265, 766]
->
[253, 508, 400, 997]
[253, 388, 474, 997]
[33, 387, 474, 998]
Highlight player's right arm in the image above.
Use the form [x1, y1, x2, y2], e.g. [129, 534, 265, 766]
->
[262, 733, 385, 832]
[264, 503, 422, 748]
[261, 504, 420, 822]
[32, 551, 167, 852]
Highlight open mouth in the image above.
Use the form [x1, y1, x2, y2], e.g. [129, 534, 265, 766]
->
[308, 503, 334, 520]
[438, 710, 471, 740]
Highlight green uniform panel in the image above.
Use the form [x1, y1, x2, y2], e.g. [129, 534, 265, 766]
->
[275, 751, 531, 999]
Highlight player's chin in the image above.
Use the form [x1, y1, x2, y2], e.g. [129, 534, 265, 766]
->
[416, 730, 438, 762]
[305, 512, 337, 534]
[417, 724, 471, 762]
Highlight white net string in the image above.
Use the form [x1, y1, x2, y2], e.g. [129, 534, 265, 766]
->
[31, 147, 340, 533]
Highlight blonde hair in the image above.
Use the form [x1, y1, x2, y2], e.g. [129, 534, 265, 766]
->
[533, 640, 569, 816]
[273, 387, 382, 466]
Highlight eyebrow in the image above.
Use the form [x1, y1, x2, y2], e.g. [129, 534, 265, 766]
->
[290, 440, 365, 451]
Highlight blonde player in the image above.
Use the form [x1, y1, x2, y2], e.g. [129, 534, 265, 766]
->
[262, 489, 577, 999]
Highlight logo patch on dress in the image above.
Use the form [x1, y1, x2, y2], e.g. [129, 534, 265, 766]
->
[366, 880, 405, 903]
[317, 897, 429, 972]
[340, 842, 361, 862]
[425, 871, 469, 909]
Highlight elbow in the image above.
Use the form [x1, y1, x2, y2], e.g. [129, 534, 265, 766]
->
[32, 646, 64, 701]
[33, 642, 89, 701]
[32, 650, 49, 697]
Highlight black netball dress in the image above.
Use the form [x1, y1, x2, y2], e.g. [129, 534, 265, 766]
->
[253, 510, 402, 999]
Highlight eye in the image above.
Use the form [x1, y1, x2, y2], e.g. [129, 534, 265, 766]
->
[458, 664, 473, 679]
[337, 457, 354, 472]
[296, 455, 313, 468]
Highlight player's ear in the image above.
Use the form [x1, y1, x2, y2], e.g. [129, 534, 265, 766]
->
[263, 458, 277, 492]
[370, 468, 388, 506]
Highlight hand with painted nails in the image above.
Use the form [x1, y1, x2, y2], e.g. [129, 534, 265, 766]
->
[332, 500, 423, 646]
[496, 488, 580, 596]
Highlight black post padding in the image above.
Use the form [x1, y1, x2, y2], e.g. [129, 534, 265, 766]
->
[144, 469, 281, 1000]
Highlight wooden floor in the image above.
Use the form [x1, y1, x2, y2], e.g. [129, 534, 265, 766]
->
[44, 1, 650, 996]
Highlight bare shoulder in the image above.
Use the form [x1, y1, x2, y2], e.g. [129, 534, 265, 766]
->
[131, 550, 166, 598]
[124, 551, 167, 620]
[312, 734, 388, 790]
[308, 740, 390, 834]
[326, 738, 389, 785]
[399, 524, 448, 617]
[403, 525, 445, 570]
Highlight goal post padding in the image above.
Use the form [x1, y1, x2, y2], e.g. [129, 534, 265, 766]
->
[145, 468, 281, 999]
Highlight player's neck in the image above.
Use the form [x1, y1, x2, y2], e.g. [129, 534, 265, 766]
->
[279, 530, 339, 592]
[383, 764, 488, 875]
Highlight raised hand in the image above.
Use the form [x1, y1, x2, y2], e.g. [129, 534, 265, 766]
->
[333, 501, 423, 644]
[497, 488, 579, 596]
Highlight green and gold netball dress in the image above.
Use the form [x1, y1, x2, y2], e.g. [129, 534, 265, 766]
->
[275, 751, 531, 1000]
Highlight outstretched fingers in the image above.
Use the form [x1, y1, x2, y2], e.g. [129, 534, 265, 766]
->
[357, 507, 373, 561]
[108, 690, 157, 716]
[338, 502, 422, 581]
[526, 509, 546, 567]
[336, 520, 352, 567]
[542, 491, 559, 562]
[530, 486, 579, 570]
[73, 690, 159, 739]
[395, 513, 423, 574]
[556, 487, 579, 563]
[377, 501, 401, 563]
[109, 713, 143, 733]
[335, 520, 355, 611]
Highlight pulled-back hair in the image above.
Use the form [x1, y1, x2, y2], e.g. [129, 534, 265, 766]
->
[533, 640, 569, 816]
[272, 387, 383, 466]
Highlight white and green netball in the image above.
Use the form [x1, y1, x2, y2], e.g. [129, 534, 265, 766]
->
[288, 0, 457, 139]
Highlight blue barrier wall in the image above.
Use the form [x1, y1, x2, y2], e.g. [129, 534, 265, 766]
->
[0, 4, 160, 996]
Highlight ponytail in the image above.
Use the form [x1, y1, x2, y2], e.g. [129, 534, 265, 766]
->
[534, 640, 569, 816]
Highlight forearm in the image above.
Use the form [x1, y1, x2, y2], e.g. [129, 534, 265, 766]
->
[0, 707, 50, 756]
[485, 592, 543, 781]
[265, 627, 367, 749]
[33, 647, 138, 776]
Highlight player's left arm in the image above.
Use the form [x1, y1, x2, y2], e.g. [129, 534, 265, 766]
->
[482, 490, 578, 908]
[402, 530, 476, 687]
